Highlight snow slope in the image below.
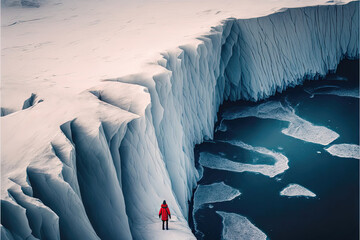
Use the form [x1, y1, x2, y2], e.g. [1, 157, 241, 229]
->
[1, 0, 359, 239]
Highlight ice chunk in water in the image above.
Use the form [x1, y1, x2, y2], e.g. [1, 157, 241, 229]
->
[216, 211, 267, 240]
[325, 144, 360, 160]
[317, 88, 359, 98]
[222, 101, 339, 145]
[192, 182, 241, 237]
[280, 184, 316, 197]
[193, 182, 241, 211]
[216, 120, 228, 132]
[282, 120, 339, 146]
[305, 85, 359, 99]
[199, 140, 289, 178]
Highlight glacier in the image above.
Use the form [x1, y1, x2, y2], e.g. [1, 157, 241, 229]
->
[1, 1, 359, 239]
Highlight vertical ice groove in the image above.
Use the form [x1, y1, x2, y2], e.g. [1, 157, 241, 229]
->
[26, 164, 101, 240]
[1, 199, 37, 240]
[7, 186, 60, 240]
[70, 119, 133, 240]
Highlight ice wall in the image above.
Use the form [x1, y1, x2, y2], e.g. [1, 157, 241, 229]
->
[152, 0, 359, 218]
[1, 2, 358, 240]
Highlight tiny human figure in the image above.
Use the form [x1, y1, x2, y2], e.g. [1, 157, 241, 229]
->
[159, 200, 171, 230]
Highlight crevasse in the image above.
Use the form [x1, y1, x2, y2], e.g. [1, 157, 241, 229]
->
[1, 2, 358, 240]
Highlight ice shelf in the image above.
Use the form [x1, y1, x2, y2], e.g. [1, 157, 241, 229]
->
[1, 1, 358, 239]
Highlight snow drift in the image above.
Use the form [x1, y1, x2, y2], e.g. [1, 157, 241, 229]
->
[1, 1, 359, 239]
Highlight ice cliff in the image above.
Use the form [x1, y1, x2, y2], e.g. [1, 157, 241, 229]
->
[1, 1, 359, 239]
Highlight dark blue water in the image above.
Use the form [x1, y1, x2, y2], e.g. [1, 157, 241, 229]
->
[190, 59, 359, 240]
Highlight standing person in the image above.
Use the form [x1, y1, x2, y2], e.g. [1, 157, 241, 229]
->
[159, 200, 171, 230]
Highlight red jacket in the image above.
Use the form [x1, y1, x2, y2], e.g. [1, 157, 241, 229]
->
[159, 204, 171, 220]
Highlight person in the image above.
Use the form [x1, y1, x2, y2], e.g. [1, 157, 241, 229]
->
[159, 200, 171, 230]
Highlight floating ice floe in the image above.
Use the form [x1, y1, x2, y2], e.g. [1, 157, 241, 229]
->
[325, 144, 360, 160]
[318, 88, 359, 98]
[222, 101, 339, 145]
[216, 120, 228, 132]
[193, 182, 241, 211]
[193, 182, 241, 236]
[280, 184, 316, 197]
[305, 85, 359, 99]
[216, 211, 267, 240]
[199, 140, 289, 178]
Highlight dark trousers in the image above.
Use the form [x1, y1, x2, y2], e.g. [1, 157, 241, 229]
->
[162, 220, 168, 230]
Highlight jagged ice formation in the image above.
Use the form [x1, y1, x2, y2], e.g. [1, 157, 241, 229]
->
[1, 2, 359, 239]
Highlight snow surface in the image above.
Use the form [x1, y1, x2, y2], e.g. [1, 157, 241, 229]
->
[3, 0, 355, 113]
[222, 101, 340, 145]
[325, 144, 360, 160]
[280, 184, 316, 197]
[1, 1, 358, 239]
[216, 211, 267, 240]
[199, 140, 289, 178]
